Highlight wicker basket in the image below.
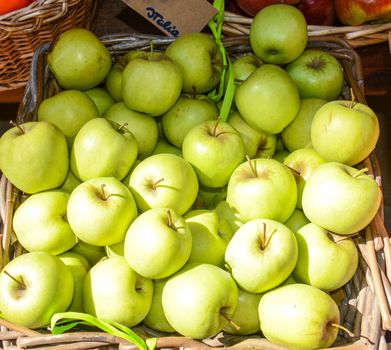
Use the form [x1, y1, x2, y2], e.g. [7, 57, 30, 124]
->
[0, 0, 101, 92]
[1, 34, 391, 350]
[223, 10, 391, 50]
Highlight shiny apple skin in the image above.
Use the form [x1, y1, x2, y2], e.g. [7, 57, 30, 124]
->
[297, 0, 335, 25]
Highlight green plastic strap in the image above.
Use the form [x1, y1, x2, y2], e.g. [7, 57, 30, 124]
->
[51, 312, 155, 350]
[208, 0, 235, 122]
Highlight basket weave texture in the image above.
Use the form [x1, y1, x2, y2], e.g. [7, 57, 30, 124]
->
[0, 0, 101, 92]
[1, 34, 391, 350]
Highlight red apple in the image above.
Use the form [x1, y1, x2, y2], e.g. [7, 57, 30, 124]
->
[334, 0, 391, 25]
[297, 0, 335, 25]
[234, 0, 301, 17]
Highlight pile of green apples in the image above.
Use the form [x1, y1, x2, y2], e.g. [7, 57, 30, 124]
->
[0, 4, 382, 350]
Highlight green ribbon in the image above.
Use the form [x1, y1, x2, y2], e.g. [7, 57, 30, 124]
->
[51, 312, 155, 350]
[208, 0, 235, 122]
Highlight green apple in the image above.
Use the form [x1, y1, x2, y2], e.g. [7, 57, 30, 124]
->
[143, 278, 175, 333]
[283, 148, 326, 209]
[48, 28, 111, 90]
[58, 251, 90, 312]
[151, 137, 182, 156]
[70, 240, 106, 266]
[232, 54, 263, 82]
[235, 64, 300, 134]
[259, 283, 340, 349]
[214, 200, 243, 242]
[124, 208, 192, 279]
[225, 218, 298, 293]
[70, 118, 138, 181]
[37, 89, 99, 148]
[83, 256, 153, 327]
[227, 111, 276, 158]
[226, 158, 297, 223]
[0, 121, 68, 194]
[293, 223, 359, 292]
[284, 208, 310, 233]
[12, 190, 77, 255]
[103, 102, 159, 159]
[67, 177, 138, 246]
[0, 252, 74, 329]
[184, 209, 227, 267]
[162, 263, 238, 339]
[223, 288, 262, 335]
[122, 52, 182, 116]
[285, 49, 344, 101]
[273, 149, 291, 163]
[182, 120, 245, 188]
[128, 153, 198, 215]
[302, 162, 382, 235]
[281, 98, 327, 152]
[249, 4, 307, 64]
[84, 87, 115, 116]
[195, 185, 227, 210]
[58, 169, 82, 193]
[166, 32, 223, 93]
[311, 100, 380, 166]
[161, 93, 219, 148]
[105, 240, 124, 257]
[106, 50, 144, 101]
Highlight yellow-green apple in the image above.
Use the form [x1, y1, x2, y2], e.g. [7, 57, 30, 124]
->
[161, 93, 219, 148]
[67, 177, 138, 246]
[70, 240, 106, 266]
[281, 98, 327, 152]
[84, 87, 115, 116]
[223, 288, 262, 335]
[38, 89, 99, 148]
[259, 283, 340, 349]
[0, 252, 74, 329]
[293, 223, 359, 291]
[285, 49, 344, 101]
[182, 120, 245, 188]
[124, 208, 192, 279]
[70, 118, 138, 181]
[128, 153, 198, 215]
[283, 148, 326, 208]
[302, 162, 382, 235]
[122, 52, 182, 116]
[226, 158, 297, 223]
[48, 28, 111, 90]
[334, 0, 391, 25]
[227, 111, 276, 158]
[162, 263, 238, 339]
[232, 54, 263, 82]
[143, 278, 175, 333]
[284, 208, 310, 233]
[235, 64, 300, 134]
[58, 251, 90, 312]
[311, 100, 380, 166]
[234, 0, 301, 17]
[12, 190, 77, 255]
[83, 256, 153, 327]
[0, 121, 68, 194]
[214, 200, 243, 242]
[195, 185, 227, 210]
[297, 0, 336, 25]
[273, 149, 290, 163]
[166, 32, 223, 94]
[151, 138, 182, 156]
[184, 209, 227, 267]
[58, 169, 82, 193]
[225, 218, 298, 293]
[103, 102, 159, 159]
[249, 4, 307, 64]
[105, 241, 124, 257]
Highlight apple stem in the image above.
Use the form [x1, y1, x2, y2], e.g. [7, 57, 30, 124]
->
[152, 178, 164, 190]
[149, 40, 154, 59]
[259, 222, 277, 250]
[353, 167, 368, 178]
[349, 88, 356, 109]
[246, 155, 257, 177]
[117, 122, 129, 133]
[166, 209, 177, 231]
[212, 120, 220, 137]
[285, 165, 301, 178]
[192, 86, 197, 99]
[220, 310, 240, 331]
[3, 270, 26, 289]
[100, 184, 114, 201]
[10, 120, 25, 134]
[330, 323, 355, 338]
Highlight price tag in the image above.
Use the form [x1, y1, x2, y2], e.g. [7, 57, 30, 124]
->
[120, 0, 218, 37]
